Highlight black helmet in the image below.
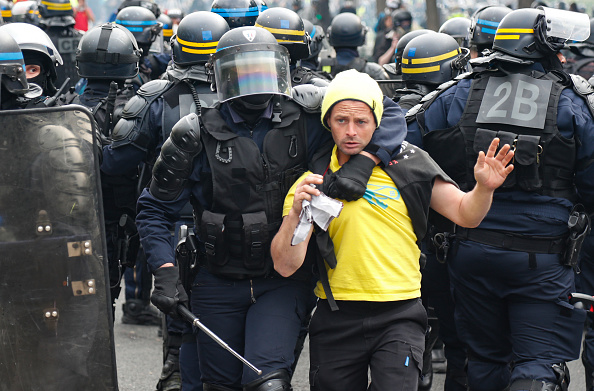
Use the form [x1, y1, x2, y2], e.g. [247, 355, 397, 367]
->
[38, 0, 73, 19]
[327, 12, 367, 47]
[0, 33, 28, 95]
[391, 9, 412, 33]
[401, 32, 469, 85]
[255, 8, 310, 62]
[0, 22, 62, 89]
[209, 26, 291, 102]
[171, 11, 229, 66]
[493, 7, 590, 59]
[76, 23, 142, 80]
[395, 29, 434, 74]
[11, 1, 40, 25]
[210, 0, 260, 29]
[439, 17, 471, 48]
[157, 13, 173, 40]
[117, 0, 160, 17]
[116, 6, 163, 50]
[469, 6, 512, 53]
[303, 19, 325, 60]
[1, 0, 12, 23]
[258, 0, 268, 13]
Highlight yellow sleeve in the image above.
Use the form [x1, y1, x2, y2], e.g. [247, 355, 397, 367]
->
[282, 171, 313, 217]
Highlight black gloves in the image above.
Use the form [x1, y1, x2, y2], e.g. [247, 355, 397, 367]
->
[151, 266, 189, 318]
[325, 154, 376, 201]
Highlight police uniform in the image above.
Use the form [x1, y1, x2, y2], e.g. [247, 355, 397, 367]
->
[406, 8, 594, 390]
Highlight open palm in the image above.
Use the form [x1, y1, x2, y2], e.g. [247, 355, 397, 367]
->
[474, 138, 515, 190]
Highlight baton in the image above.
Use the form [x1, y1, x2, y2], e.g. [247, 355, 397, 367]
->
[569, 292, 594, 312]
[177, 305, 263, 375]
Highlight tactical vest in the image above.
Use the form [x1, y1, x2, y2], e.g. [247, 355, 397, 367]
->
[419, 69, 577, 201]
[196, 99, 309, 280]
[320, 57, 367, 77]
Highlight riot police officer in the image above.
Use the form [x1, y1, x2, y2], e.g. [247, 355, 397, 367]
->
[10, 0, 40, 25]
[115, 6, 164, 86]
[468, 6, 512, 58]
[397, 32, 471, 391]
[255, 8, 330, 86]
[319, 13, 389, 87]
[136, 26, 403, 391]
[104, 11, 230, 391]
[0, 32, 29, 109]
[0, 22, 63, 100]
[158, 13, 173, 53]
[439, 16, 471, 49]
[406, 7, 594, 390]
[37, 0, 83, 90]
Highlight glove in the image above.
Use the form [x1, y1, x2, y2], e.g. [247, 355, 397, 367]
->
[325, 154, 376, 201]
[151, 266, 189, 318]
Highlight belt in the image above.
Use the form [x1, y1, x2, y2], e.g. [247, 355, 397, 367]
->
[456, 227, 566, 254]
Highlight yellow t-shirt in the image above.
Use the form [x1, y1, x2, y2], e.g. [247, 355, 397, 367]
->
[283, 147, 422, 302]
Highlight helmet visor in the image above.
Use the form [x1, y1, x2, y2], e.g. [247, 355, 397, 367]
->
[542, 7, 590, 41]
[213, 45, 291, 102]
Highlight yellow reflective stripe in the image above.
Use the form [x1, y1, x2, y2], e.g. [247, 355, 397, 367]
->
[402, 65, 441, 73]
[402, 58, 409, 64]
[176, 36, 218, 48]
[41, 1, 72, 9]
[181, 47, 217, 54]
[163, 29, 173, 37]
[496, 28, 533, 33]
[410, 49, 458, 65]
[277, 38, 305, 43]
[255, 23, 304, 36]
[1, 10, 11, 17]
[495, 35, 520, 40]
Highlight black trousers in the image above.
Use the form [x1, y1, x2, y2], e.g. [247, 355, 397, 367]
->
[309, 298, 427, 391]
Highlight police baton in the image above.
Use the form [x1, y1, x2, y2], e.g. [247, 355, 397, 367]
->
[176, 305, 263, 375]
[569, 293, 594, 312]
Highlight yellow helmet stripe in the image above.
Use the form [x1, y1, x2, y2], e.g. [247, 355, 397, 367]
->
[41, 1, 72, 9]
[182, 47, 217, 54]
[410, 49, 459, 65]
[276, 38, 305, 43]
[176, 36, 218, 48]
[496, 28, 534, 33]
[1, 10, 11, 17]
[495, 35, 520, 40]
[255, 23, 304, 36]
[402, 65, 441, 73]
[163, 29, 173, 37]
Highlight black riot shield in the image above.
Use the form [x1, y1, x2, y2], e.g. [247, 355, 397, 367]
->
[0, 106, 118, 390]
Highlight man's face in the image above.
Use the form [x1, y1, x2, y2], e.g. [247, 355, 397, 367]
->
[328, 100, 376, 160]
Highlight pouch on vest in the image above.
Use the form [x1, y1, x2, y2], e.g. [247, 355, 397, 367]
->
[242, 211, 269, 270]
[515, 134, 542, 192]
[200, 210, 228, 267]
[474, 128, 518, 189]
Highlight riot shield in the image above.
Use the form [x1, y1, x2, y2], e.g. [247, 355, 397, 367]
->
[0, 106, 117, 390]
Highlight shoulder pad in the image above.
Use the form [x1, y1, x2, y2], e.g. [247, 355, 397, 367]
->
[121, 94, 149, 119]
[454, 71, 473, 81]
[405, 103, 422, 123]
[434, 79, 458, 92]
[111, 118, 137, 147]
[383, 63, 397, 76]
[291, 84, 327, 113]
[420, 90, 439, 103]
[570, 73, 594, 119]
[137, 79, 172, 97]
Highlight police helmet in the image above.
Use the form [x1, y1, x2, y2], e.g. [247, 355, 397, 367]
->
[209, 26, 291, 102]
[303, 19, 325, 60]
[255, 8, 310, 62]
[395, 29, 435, 74]
[493, 7, 590, 59]
[327, 12, 367, 47]
[116, 6, 163, 49]
[401, 32, 469, 86]
[117, 0, 160, 17]
[11, 1, 40, 25]
[258, 0, 268, 13]
[391, 9, 412, 33]
[158, 13, 173, 40]
[439, 17, 471, 48]
[0, 33, 28, 95]
[171, 11, 229, 66]
[210, 0, 260, 29]
[469, 6, 512, 53]
[76, 23, 142, 80]
[1, 0, 12, 23]
[0, 22, 62, 82]
[38, 0, 73, 19]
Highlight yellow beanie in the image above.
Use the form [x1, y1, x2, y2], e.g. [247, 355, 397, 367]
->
[321, 69, 384, 131]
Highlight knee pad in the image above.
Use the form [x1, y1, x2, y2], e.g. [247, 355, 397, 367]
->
[509, 363, 570, 391]
[242, 369, 292, 391]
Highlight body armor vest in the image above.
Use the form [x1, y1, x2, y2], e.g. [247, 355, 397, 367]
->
[196, 99, 309, 279]
[421, 69, 577, 201]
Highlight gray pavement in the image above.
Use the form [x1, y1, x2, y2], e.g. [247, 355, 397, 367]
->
[113, 295, 587, 390]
